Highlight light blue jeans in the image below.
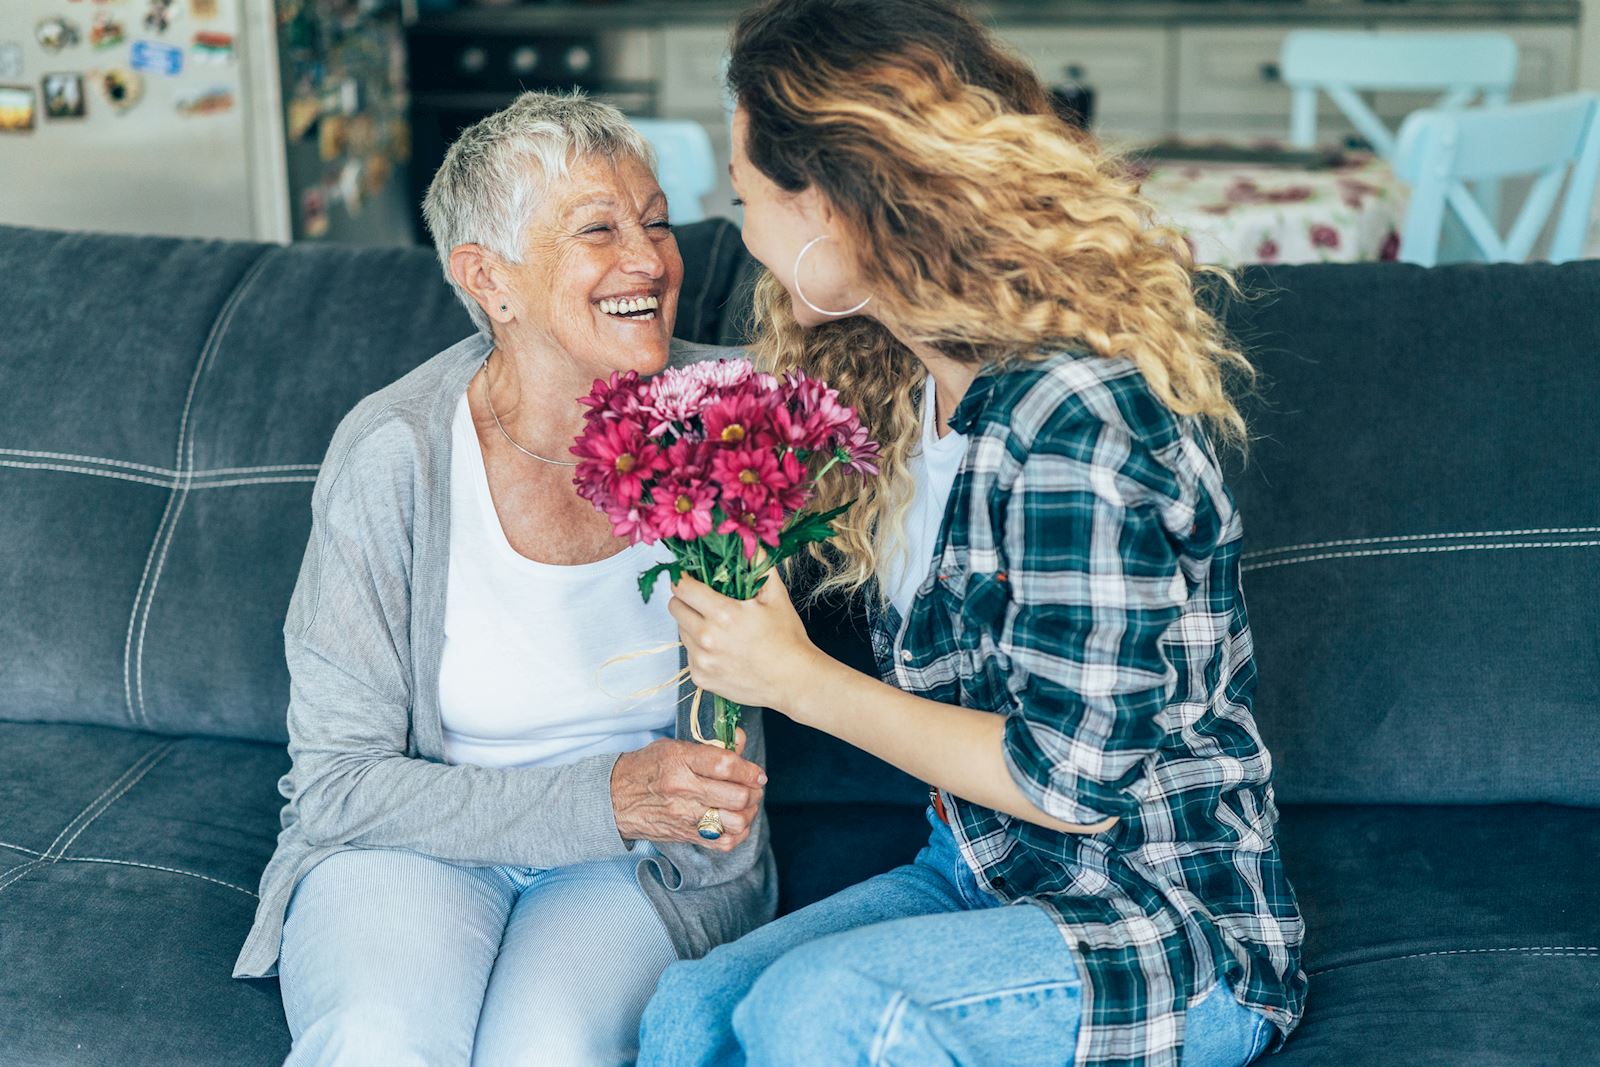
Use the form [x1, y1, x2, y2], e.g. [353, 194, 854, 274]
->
[639, 806, 1275, 1067]
[278, 844, 675, 1066]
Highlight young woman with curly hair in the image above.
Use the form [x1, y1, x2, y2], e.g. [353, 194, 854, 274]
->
[639, 3, 1306, 1064]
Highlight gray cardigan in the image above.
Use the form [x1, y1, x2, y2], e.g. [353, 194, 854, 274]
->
[233, 333, 779, 979]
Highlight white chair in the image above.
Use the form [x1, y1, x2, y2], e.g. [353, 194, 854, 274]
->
[629, 119, 717, 224]
[1393, 92, 1600, 266]
[1281, 30, 1518, 158]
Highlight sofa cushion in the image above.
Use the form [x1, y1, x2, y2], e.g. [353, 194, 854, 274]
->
[0, 721, 290, 1066]
[6, 719, 1595, 1065]
[1224, 263, 1600, 808]
[1271, 803, 1600, 1064]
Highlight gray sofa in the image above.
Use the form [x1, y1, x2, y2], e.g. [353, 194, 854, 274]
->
[1, 219, 1596, 1065]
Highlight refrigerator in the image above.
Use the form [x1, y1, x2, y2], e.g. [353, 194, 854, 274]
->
[0, 0, 415, 244]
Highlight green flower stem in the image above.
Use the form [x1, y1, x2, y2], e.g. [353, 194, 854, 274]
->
[712, 691, 742, 750]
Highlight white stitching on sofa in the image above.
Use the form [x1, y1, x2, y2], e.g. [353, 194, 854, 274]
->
[0, 448, 178, 476]
[0, 840, 43, 856]
[48, 743, 176, 860]
[1242, 540, 1600, 574]
[189, 474, 319, 489]
[0, 459, 174, 489]
[0, 860, 44, 893]
[1307, 945, 1600, 977]
[0, 449, 321, 479]
[129, 251, 275, 728]
[40, 744, 171, 859]
[194, 463, 320, 476]
[0, 460, 318, 490]
[124, 483, 182, 724]
[63, 857, 258, 898]
[1243, 527, 1600, 560]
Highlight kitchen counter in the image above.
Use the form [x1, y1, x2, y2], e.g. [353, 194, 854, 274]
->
[418, 0, 1580, 31]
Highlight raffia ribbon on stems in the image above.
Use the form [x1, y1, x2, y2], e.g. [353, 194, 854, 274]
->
[597, 642, 723, 746]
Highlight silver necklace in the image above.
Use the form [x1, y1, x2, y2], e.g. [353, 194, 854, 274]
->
[481, 357, 579, 467]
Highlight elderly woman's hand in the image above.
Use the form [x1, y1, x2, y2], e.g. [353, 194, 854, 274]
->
[611, 729, 767, 852]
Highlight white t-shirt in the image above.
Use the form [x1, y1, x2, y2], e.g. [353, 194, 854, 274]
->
[437, 393, 678, 769]
[881, 377, 969, 620]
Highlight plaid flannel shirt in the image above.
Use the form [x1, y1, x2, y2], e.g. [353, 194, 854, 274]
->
[868, 351, 1307, 1066]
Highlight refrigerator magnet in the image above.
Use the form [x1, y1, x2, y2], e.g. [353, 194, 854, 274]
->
[144, 0, 178, 36]
[175, 84, 232, 116]
[287, 95, 319, 142]
[91, 14, 127, 51]
[318, 114, 346, 161]
[42, 73, 86, 120]
[96, 68, 143, 113]
[0, 42, 23, 81]
[35, 18, 83, 54]
[0, 85, 36, 133]
[191, 32, 233, 64]
[191, 0, 221, 19]
[130, 40, 183, 76]
[300, 188, 329, 239]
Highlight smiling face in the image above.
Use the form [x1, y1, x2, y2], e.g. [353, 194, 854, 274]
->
[505, 151, 684, 379]
[730, 107, 870, 328]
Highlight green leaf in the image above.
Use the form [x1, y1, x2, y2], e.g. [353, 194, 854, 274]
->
[776, 500, 856, 557]
[638, 560, 682, 603]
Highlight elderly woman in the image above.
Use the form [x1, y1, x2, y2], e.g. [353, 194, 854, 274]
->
[231, 92, 776, 1066]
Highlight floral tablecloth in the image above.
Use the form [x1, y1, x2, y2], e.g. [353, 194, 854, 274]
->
[1135, 151, 1409, 267]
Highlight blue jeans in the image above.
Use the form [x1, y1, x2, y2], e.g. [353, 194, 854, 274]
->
[278, 845, 675, 1066]
[640, 806, 1274, 1067]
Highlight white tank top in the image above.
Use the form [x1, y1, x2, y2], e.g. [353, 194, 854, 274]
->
[882, 377, 969, 620]
[437, 392, 678, 769]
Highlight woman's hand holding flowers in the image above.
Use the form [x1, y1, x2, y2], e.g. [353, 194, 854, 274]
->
[611, 728, 766, 853]
[669, 569, 824, 723]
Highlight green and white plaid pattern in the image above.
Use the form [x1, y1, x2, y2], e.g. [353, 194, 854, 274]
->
[870, 351, 1307, 1066]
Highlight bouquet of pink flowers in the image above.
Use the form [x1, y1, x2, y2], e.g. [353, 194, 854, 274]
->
[572, 358, 879, 750]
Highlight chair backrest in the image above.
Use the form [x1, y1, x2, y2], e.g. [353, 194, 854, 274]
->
[1394, 92, 1600, 266]
[1281, 31, 1518, 156]
[630, 119, 717, 224]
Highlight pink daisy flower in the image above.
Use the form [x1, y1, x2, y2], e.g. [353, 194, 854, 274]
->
[647, 474, 717, 541]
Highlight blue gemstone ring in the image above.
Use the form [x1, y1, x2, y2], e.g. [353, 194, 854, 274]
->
[697, 808, 724, 840]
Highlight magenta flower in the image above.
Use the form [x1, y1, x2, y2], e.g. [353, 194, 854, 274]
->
[605, 500, 659, 545]
[572, 421, 660, 507]
[647, 474, 716, 541]
[717, 497, 785, 559]
[578, 370, 645, 423]
[1309, 224, 1340, 250]
[832, 422, 882, 477]
[703, 393, 775, 449]
[663, 437, 714, 480]
[711, 446, 781, 509]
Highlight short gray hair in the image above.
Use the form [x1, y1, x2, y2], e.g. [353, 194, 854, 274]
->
[421, 90, 655, 335]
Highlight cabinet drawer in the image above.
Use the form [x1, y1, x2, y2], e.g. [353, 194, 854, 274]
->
[995, 26, 1169, 124]
[660, 25, 733, 116]
[1176, 25, 1362, 123]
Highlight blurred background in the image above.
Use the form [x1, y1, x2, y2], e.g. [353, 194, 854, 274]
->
[1, 0, 1597, 266]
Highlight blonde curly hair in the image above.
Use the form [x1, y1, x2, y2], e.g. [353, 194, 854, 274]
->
[728, 0, 1253, 601]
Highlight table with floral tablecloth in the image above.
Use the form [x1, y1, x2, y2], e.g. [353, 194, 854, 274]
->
[1134, 150, 1409, 267]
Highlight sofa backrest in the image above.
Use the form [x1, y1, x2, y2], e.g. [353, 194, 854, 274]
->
[3, 224, 1596, 808]
[0, 221, 750, 743]
[775, 264, 1600, 811]
[1217, 262, 1600, 807]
